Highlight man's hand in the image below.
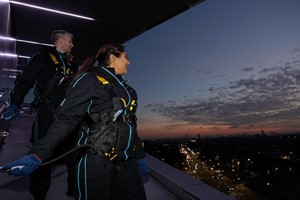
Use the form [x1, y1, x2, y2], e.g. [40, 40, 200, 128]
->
[138, 159, 149, 176]
[3, 104, 20, 120]
[1, 154, 41, 176]
[138, 159, 149, 183]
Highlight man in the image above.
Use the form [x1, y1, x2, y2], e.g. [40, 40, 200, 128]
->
[3, 30, 78, 200]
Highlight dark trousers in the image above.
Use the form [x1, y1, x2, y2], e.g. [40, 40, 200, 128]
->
[29, 161, 76, 199]
[76, 153, 147, 200]
[29, 165, 51, 199]
[30, 104, 77, 199]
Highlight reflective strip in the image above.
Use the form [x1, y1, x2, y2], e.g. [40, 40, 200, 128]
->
[48, 53, 59, 64]
[130, 100, 135, 111]
[96, 76, 109, 85]
[120, 98, 126, 107]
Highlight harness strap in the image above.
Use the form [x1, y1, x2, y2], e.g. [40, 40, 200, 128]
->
[48, 53, 60, 65]
[83, 75, 137, 162]
[36, 53, 73, 112]
[96, 76, 109, 85]
[96, 75, 123, 111]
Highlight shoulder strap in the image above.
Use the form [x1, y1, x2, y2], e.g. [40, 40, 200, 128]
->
[95, 75, 122, 111]
[48, 53, 60, 65]
[96, 75, 109, 85]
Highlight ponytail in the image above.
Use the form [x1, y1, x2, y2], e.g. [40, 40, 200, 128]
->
[75, 57, 97, 77]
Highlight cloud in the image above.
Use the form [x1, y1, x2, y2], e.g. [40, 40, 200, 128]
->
[196, 69, 215, 75]
[292, 47, 300, 54]
[241, 67, 254, 72]
[145, 55, 300, 131]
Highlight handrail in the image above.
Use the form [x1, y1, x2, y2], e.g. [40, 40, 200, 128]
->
[0, 101, 10, 139]
[0, 87, 10, 116]
[0, 102, 8, 117]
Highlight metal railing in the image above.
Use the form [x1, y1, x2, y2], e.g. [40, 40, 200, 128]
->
[0, 101, 10, 147]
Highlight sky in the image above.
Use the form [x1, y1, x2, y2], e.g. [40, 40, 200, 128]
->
[123, 0, 300, 139]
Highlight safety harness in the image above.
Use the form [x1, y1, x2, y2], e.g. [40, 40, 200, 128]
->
[39, 74, 137, 170]
[81, 75, 137, 162]
[35, 52, 76, 112]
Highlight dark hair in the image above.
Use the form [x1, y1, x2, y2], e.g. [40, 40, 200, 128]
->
[96, 43, 125, 66]
[76, 43, 125, 76]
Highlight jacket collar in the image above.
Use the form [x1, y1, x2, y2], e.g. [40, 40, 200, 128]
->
[89, 64, 124, 83]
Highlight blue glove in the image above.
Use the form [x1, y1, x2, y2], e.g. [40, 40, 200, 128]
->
[138, 159, 149, 183]
[3, 104, 20, 120]
[2, 154, 41, 176]
[138, 159, 149, 176]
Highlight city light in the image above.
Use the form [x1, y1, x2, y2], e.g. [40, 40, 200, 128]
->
[144, 133, 300, 199]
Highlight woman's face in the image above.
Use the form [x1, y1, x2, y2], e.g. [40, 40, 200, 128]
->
[111, 52, 130, 75]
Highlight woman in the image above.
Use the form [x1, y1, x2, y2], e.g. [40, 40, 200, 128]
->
[3, 43, 147, 200]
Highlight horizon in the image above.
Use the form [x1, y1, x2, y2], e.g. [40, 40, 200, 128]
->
[141, 129, 300, 140]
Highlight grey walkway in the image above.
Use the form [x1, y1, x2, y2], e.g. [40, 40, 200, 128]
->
[0, 113, 179, 200]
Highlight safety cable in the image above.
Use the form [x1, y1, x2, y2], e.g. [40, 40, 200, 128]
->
[0, 144, 97, 173]
[39, 144, 97, 167]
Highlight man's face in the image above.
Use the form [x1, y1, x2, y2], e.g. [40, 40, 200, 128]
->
[58, 34, 74, 53]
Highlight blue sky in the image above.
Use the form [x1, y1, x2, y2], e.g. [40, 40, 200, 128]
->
[123, 0, 300, 139]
